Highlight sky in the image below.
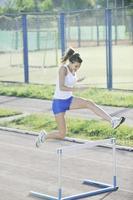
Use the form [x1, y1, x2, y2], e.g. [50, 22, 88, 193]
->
[0, 0, 7, 7]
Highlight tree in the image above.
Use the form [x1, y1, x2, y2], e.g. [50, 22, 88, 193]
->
[96, 0, 133, 8]
[16, 0, 35, 12]
[40, 0, 53, 11]
[61, 0, 95, 10]
[0, 0, 132, 13]
[125, 0, 133, 6]
[2, 0, 16, 13]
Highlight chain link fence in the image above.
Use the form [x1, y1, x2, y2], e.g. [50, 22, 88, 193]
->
[0, 7, 133, 89]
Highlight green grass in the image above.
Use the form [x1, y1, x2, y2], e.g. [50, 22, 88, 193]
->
[0, 82, 133, 107]
[75, 88, 133, 107]
[0, 108, 21, 118]
[0, 83, 132, 147]
[0, 83, 54, 100]
[0, 113, 133, 147]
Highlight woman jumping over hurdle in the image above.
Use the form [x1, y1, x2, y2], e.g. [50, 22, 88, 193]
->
[36, 48, 125, 147]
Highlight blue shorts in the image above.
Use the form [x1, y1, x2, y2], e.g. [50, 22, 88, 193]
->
[52, 96, 73, 115]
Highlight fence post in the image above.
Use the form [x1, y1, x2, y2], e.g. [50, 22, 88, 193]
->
[60, 12, 66, 56]
[114, 8, 118, 45]
[96, 14, 99, 46]
[131, 15, 133, 45]
[22, 14, 29, 83]
[76, 15, 81, 47]
[105, 9, 112, 90]
[15, 18, 19, 50]
[36, 16, 40, 50]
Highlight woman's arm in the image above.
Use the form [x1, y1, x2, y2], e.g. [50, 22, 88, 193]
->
[77, 76, 86, 82]
[59, 67, 88, 92]
[59, 66, 73, 91]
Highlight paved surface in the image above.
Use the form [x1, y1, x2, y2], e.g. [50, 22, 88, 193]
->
[0, 95, 133, 200]
[0, 130, 133, 200]
[0, 95, 133, 126]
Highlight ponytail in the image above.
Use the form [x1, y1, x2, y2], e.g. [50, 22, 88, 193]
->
[69, 53, 83, 64]
[61, 48, 75, 63]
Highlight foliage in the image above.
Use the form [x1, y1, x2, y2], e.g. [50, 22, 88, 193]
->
[0, 83, 54, 100]
[75, 88, 133, 107]
[1, 113, 133, 146]
[16, 0, 35, 12]
[0, 7, 4, 14]
[61, 0, 95, 10]
[0, 83, 132, 107]
[0, 108, 21, 117]
[40, 0, 53, 11]
[0, 0, 132, 13]
[125, 0, 133, 6]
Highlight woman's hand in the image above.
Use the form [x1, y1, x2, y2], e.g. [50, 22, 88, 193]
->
[77, 76, 86, 82]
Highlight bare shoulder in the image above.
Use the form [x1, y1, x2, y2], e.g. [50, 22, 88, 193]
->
[59, 65, 67, 75]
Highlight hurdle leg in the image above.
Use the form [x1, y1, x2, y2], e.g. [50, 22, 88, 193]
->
[75, 138, 118, 199]
[112, 138, 118, 188]
[57, 149, 63, 200]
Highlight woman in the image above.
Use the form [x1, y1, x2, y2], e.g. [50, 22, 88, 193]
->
[36, 48, 125, 147]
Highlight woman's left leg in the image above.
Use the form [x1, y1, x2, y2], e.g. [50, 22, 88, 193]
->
[69, 97, 112, 123]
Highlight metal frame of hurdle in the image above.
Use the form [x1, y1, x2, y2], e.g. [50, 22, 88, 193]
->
[30, 138, 118, 200]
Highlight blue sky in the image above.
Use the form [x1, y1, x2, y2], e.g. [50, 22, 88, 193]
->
[0, 0, 7, 7]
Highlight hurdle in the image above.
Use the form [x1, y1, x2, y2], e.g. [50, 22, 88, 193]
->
[30, 138, 118, 199]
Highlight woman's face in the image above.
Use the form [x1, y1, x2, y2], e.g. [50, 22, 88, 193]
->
[70, 62, 81, 72]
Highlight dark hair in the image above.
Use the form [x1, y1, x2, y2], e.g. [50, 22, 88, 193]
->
[69, 53, 83, 64]
[61, 48, 83, 64]
[61, 48, 75, 63]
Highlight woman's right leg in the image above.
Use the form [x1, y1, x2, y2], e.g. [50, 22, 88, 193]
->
[45, 112, 66, 140]
[36, 112, 66, 147]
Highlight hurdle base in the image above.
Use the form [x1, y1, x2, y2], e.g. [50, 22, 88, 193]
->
[30, 191, 58, 200]
[83, 179, 116, 188]
[30, 179, 118, 200]
[62, 186, 118, 200]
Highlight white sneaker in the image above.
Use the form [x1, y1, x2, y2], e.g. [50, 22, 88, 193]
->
[111, 117, 125, 129]
[36, 130, 47, 148]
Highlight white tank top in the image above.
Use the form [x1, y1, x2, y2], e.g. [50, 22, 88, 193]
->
[53, 65, 77, 99]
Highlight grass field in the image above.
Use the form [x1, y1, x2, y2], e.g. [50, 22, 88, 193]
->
[0, 46, 133, 90]
[0, 108, 21, 117]
[0, 113, 132, 147]
[0, 83, 132, 147]
[0, 83, 132, 107]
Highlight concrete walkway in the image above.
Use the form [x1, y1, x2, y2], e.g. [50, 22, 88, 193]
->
[0, 95, 132, 126]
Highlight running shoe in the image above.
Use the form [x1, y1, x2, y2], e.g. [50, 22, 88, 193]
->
[111, 117, 125, 129]
[36, 130, 47, 148]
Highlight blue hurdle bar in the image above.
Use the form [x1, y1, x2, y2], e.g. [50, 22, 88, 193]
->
[30, 191, 58, 200]
[83, 179, 112, 188]
[62, 187, 118, 200]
